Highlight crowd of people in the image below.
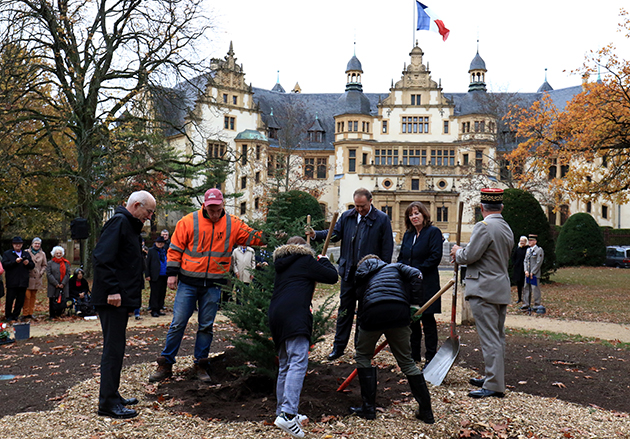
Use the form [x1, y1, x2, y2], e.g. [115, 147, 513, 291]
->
[0, 186, 545, 436]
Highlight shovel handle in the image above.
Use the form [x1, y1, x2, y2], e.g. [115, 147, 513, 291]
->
[413, 278, 455, 317]
[336, 339, 389, 392]
[321, 212, 339, 255]
[450, 202, 464, 338]
[306, 215, 311, 245]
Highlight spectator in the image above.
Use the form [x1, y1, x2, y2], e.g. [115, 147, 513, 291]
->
[145, 236, 168, 317]
[69, 268, 93, 316]
[511, 236, 528, 303]
[46, 246, 71, 319]
[229, 245, 256, 303]
[522, 234, 545, 311]
[161, 229, 171, 247]
[23, 237, 48, 320]
[2, 237, 34, 321]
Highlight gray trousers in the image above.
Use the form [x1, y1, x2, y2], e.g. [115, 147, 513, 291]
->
[468, 297, 507, 393]
[523, 280, 542, 307]
[355, 325, 422, 377]
[276, 335, 310, 416]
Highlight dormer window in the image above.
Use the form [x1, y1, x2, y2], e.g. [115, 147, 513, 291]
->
[308, 131, 323, 142]
[268, 127, 278, 139]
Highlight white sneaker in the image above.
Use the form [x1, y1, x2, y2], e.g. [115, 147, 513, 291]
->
[274, 413, 305, 438]
[296, 414, 308, 425]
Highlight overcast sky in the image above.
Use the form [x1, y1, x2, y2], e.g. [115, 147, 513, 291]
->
[207, 0, 628, 95]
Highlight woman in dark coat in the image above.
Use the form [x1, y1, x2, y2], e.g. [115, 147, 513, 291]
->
[268, 236, 338, 438]
[397, 201, 443, 366]
[511, 236, 528, 303]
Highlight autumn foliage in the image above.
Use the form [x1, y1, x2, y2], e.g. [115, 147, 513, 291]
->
[508, 9, 630, 205]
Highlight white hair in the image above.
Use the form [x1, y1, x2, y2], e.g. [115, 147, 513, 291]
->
[31, 237, 42, 244]
[519, 235, 528, 242]
[51, 246, 65, 257]
[127, 190, 155, 208]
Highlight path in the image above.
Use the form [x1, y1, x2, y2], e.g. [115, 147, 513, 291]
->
[14, 272, 630, 343]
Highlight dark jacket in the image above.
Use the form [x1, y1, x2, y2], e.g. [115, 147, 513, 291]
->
[2, 249, 35, 288]
[92, 206, 145, 308]
[355, 259, 423, 331]
[268, 244, 338, 350]
[511, 244, 528, 284]
[314, 205, 393, 281]
[397, 225, 443, 314]
[69, 276, 90, 300]
[145, 244, 168, 280]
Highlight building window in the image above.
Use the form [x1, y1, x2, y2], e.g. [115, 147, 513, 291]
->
[308, 131, 323, 142]
[548, 158, 557, 180]
[382, 120, 388, 133]
[475, 150, 483, 173]
[430, 149, 455, 166]
[402, 116, 429, 134]
[362, 121, 366, 132]
[586, 201, 591, 213]
[402, 149, 425, 166]
[463, 154, 469, 166]
[381, 205, 392, 220]
[411, 94, 421, 105]
[443, 120, 449, 134]
[489, 122, 495, 132]
[268, 127, 278, 139]
[255, 171, 260, 184]
[353, 121, 358, 131]
[319, 203, 327, 218]
[411, 178, 420, 190]
[547, 206, 556, 225]
[222, 93, 228, 103]
[208, 142, 226, 158]
[232, 95, 237, 105]
[256, 144, 261, 160]
[437, 206, 448, 222]
[240, 202, 247, 215]
[462, 121, 471, 133]
[362, 153, 368, 165]
[224, 116, 235, 130]
[375, 149, 399, 165]
[349, 149, 356, 172]
[255, 198, 260, 210]
[560, 164, 569, 178]
[241, 176, 247, 189]
[304, 157, 315, 178]
[241, 145, 248, 165]
[337, 121, 345, 132]
[317, 158, 327, 179]
[602, 205, 609, 219]
[267, 153, 275, 176]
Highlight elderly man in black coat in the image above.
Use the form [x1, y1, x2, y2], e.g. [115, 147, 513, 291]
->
[92, 190, 156, 419]
[307, 188, 394, 360]
[2, 237, 34, 322]
[350, 254, 434, 424]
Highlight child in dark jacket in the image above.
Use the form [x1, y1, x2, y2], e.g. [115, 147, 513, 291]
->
[269, 236, 338, 438]
[350, 254, 435, 424]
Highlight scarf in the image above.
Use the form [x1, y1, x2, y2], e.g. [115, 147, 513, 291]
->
[52, 257, 70, 282]
[30, 247, 41, 254]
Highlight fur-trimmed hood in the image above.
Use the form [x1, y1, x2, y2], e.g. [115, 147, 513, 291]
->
[273, 244, 316, 274]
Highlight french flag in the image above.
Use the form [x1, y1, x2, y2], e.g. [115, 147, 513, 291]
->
[416, 1, 450, 42]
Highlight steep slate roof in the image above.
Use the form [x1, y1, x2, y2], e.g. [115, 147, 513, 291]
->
[547, 85, 582, 112]
[537, 80, 554, 93]
[346, 55, 363, 72]
[469, 52, 486, 71]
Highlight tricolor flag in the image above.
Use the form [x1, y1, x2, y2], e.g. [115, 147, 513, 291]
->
[416, 1, 450, 41]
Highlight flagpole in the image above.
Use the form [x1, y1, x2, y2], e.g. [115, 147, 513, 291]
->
[412, 0, 416, 47]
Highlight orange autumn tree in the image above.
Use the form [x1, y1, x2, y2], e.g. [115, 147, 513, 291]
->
[508, 9, 630, 205]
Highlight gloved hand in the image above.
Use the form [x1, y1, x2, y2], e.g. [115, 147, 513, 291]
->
[304, 225, 315, 238]
[410, 306, 422, 322]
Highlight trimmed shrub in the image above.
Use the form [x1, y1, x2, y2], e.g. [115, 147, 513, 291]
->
[266, 190, 325, 231]
[556, 213, 605, 267]
[502, 188, 556, 281]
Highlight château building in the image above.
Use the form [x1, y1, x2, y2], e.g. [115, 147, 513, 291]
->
[157, 42, 627, 241]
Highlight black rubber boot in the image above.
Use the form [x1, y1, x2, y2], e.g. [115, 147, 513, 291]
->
[349, 367, 377, 420]
[408, 374, 435, 424]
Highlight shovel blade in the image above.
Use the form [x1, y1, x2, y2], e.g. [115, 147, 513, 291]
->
[422, 336, 460, 386]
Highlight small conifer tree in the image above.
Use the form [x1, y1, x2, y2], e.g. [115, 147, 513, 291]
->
[555, 213, 606, 267]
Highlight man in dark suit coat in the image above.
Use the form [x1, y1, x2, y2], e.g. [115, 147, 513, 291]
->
[2, 236, 34, 321]
[92, 190, 156, 419]
[451, 188, 514, 399]
[307, 188, 394, 360]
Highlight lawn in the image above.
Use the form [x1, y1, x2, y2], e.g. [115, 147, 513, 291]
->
[517, 266, 630, 325]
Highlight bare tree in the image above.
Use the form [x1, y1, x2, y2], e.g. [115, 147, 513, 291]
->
[0, 0, 219, 270]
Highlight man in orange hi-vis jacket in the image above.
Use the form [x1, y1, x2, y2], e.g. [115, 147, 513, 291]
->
[149, 188, 263, 383]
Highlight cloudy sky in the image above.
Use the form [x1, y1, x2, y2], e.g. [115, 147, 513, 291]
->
[207, 0, 628, 95]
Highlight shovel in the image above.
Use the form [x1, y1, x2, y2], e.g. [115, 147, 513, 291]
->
[422, 201, 464, 386]
[336, 278, 455, 392]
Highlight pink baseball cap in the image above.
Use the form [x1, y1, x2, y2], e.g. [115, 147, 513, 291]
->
[204, 188, 224, 206]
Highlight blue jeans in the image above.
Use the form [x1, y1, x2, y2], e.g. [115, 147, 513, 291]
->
[276, 336, 310, 416]
[160, 282, 221, 364]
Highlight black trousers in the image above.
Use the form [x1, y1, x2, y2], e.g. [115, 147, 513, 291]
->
[333, 274, 359, 352]
[5, 287, 26, 320]
[97, 305, 130, 409]
[149, 276, 168, 312]
[410, 313, 438, 362]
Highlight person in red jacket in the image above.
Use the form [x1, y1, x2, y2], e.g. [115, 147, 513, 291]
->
[149, 188, 264, 383]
